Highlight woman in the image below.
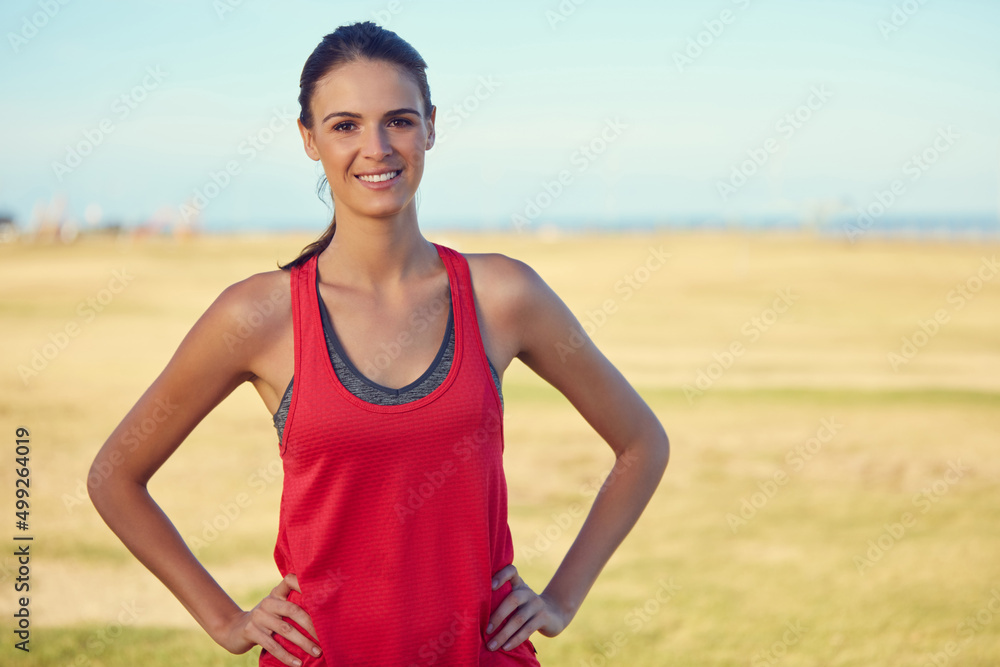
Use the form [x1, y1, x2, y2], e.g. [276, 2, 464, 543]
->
[88, 21, 669, 666]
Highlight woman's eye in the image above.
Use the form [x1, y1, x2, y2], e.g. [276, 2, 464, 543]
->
[332, 119, 411, 132]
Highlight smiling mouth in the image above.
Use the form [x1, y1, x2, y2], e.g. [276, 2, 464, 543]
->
[356, 170, 401, 183]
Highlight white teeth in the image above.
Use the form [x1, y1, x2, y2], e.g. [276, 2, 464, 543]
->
[358, 170, 400, 183]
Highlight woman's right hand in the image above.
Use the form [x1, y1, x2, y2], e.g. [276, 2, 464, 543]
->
[217, 573, 323, 666]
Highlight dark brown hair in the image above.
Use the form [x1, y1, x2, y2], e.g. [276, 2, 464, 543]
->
[280, 21, 433, 270]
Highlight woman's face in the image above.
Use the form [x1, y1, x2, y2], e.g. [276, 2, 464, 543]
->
[298, 59, 435, 222]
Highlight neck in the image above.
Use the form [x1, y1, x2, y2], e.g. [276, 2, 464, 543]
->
[315, 202, 438, 291]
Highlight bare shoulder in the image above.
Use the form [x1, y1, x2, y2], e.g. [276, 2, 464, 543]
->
[462, 251, 549, 314]
[460, 250, 562, 366]
[199, 268, 292, 357]
[212, 269, 291, 323]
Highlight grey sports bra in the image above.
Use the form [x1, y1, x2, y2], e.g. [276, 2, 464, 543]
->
[272, 279, 503, 443]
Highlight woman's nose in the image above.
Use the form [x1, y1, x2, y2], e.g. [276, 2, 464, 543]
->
[362, 126, 391, 158]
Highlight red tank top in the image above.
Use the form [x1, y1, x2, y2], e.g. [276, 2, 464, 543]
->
[260, 243, 540, 666]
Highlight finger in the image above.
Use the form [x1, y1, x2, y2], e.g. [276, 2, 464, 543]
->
[269, 574, 316, 638]
[266, 617, 322, 661]
[486, 587, 538, 635]
[491, 564, 518, 590]
[498, 616, 543, 652]
[487, 601, 545, 652]
[252, 627, 306, 667]
[271, 578, 291, 600]
[251, 603, 322, 662]
[271, 572, 302, 600]
[263, 598, 320, 646]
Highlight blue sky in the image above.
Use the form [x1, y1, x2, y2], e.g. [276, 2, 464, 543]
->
[1, 0, 997, 232]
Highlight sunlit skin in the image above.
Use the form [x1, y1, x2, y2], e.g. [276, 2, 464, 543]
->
[300, 60, 432, 221]
[88, 53, 668, 667]
[292, 57, 572, 654]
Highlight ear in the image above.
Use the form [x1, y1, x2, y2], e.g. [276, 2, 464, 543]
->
[298, 119, 321, 161]
[425, 105, 436, 151]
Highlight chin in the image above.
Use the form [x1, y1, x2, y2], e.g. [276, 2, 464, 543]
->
[351, 202, 411, 219]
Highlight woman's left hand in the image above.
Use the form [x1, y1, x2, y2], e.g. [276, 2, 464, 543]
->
[486, 564, 570, 651]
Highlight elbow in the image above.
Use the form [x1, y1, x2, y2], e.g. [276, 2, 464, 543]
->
[637, 407, 670, 473]
[642, 419, 670, 476]
[619, 422, 669, 478]
[86, 451, 129, 512]
[86, 458, 109, 510]
[652, 429, 670, 473]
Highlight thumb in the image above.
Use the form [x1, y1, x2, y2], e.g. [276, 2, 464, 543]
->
[272, 573, 300, 599]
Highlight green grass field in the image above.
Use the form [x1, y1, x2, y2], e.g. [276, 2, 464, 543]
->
[1, 229, 998, 666]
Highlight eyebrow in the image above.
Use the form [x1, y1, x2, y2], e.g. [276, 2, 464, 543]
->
[321, 107, 421, 124]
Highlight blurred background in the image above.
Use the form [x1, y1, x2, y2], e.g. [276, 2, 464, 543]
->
[1, 1, 999, 666]
[1, 0, 997, 238]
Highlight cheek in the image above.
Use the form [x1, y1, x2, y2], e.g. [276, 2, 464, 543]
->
[316, 144, 353, 176]
[319, 139, 348, 160]
[404, 140, 427, 168]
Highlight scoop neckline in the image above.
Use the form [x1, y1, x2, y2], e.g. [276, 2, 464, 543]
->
[316, 267, 454, 395]
[310, 243, 463, 413]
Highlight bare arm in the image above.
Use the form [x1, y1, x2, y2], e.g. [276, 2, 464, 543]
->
[87, 273, 321, 666]
[485, 256, 670, 650]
